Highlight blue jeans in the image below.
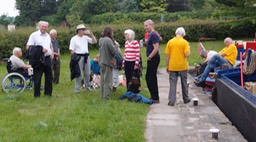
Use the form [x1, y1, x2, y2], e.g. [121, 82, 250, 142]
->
[199, 54, 229, 82]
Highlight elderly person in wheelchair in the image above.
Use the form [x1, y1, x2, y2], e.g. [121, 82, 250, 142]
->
[9, 47, 32, 77]
[1, 47, 33, 93]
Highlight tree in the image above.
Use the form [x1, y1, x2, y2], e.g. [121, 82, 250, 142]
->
[215, 0, 245, 7]
[189, 0, 206, 10]
[40, 0, 58, 17]
[167, 0, 190, 12]
[214, 0, 256, 17]
[68, 0, 119, 23]
[140, 0, 168, 12]
[15, 0, 58, 26]
[15, 0, 41, 25]
[0, 15, 13, 26]
[119, 0, 140, 13]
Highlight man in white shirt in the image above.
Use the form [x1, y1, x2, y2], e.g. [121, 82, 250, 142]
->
[27, 21, 53, 97]
[193, 49, 219, 77]
[200, 50, 218, 63]
[69, 24, 97, 93]
[10, 47, 31, 77]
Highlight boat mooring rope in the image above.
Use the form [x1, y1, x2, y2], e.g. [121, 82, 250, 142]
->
[243, 50, 256, 75]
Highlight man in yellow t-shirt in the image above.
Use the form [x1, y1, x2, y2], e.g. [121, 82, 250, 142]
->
[165, 27, 191, 106]
[195, 37, 238, 87]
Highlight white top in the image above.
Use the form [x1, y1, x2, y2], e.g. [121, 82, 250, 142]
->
[27, 30, 52, 56]
[207, 50, 218, 61]
[10, 55, 25, 69]
[69, 35, 93, 54]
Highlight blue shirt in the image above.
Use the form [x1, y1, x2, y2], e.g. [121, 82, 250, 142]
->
[146, 32, 159, 57]
[90, 59, 100, 75]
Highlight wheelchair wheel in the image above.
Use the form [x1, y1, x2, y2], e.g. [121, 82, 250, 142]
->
[2, 72, 26, 93]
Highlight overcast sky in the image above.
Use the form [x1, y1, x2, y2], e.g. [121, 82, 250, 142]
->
[0, 0, 19, 17]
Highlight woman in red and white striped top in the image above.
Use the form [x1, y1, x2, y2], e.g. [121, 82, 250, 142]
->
[122, 29, 140, 90]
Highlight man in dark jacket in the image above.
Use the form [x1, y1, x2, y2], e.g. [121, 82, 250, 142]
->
[70, 53, 81, 80]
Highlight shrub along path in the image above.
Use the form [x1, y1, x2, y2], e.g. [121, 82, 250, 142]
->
[144, 68, 247, 142]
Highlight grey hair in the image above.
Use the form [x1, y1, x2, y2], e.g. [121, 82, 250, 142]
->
[144, 19, 154, 26]
[175, 27, 186, 37]
[38, 21, 49, 27]
[224, 37, 233, 43]
[13, 47, 21, 55]
[124, 29, 135, 40]
[50, 29, 57, 35]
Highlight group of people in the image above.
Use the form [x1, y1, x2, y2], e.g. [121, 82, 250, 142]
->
[194, 37, 238, 87]
[8, 19, 239, 107]
[9, 21, 60, 97]
[67, 19, 162, 101]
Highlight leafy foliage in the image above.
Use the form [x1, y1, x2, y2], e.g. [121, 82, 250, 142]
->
[119, 0, 140, 13]
[15, 0, 58, 26]
[12, 0, 255, 26]
[1, 19, 256, 59]
[167, 0, 190, 12]
[0, 15, 14, 26]
[140, 0, 168, 12]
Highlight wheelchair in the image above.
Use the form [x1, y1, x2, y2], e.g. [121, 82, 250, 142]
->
[1, 58, 33, 94]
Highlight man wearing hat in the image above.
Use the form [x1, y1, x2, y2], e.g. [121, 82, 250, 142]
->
[69, 24, 97, 93]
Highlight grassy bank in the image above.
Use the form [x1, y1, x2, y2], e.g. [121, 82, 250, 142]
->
[0, 49, 150, 142]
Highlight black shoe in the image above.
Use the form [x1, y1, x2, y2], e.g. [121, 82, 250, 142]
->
[194, 81, 205, 88]
[168, 102, 174, 106]
[184, 99, 191, 104]
[152, 100, 160, 104]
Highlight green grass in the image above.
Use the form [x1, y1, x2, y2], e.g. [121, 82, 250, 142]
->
[0, 49, 149, 142]
[0, 39, 245, 141]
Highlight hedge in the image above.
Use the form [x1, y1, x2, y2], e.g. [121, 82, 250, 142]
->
[90, 11, 214, 24]
[0, 19, 255, 59]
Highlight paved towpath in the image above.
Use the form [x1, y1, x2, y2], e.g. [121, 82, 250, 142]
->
[144, 68, 247, 142]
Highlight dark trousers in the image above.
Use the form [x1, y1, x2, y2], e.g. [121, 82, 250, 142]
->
[124, 61, 135, 90]
[146, 55, 160, 100]
[52, 58, 60, 84]
[33, 56, 53, 97]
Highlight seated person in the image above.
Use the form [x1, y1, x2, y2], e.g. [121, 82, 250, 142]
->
[90, 54, 100, 75]
[196, 49, 218, 75]
[200, 49, 218, 63]
[9, 47, 32, 77]
[194, 37, 238, 87]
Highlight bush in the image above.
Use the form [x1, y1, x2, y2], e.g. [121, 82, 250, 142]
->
[89, 11, 214, 24]
[0, 19, 256, 59]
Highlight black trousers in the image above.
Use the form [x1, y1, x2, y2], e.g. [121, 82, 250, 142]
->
[33, 56, 53, 97]
[124, 61, 135, 90]
[146, 55, 160, 100]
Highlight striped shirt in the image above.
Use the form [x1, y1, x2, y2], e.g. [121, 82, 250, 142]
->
[123, 40, 140, 66]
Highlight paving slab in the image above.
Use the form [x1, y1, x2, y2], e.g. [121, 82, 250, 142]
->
[145, 68, 247, 142]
